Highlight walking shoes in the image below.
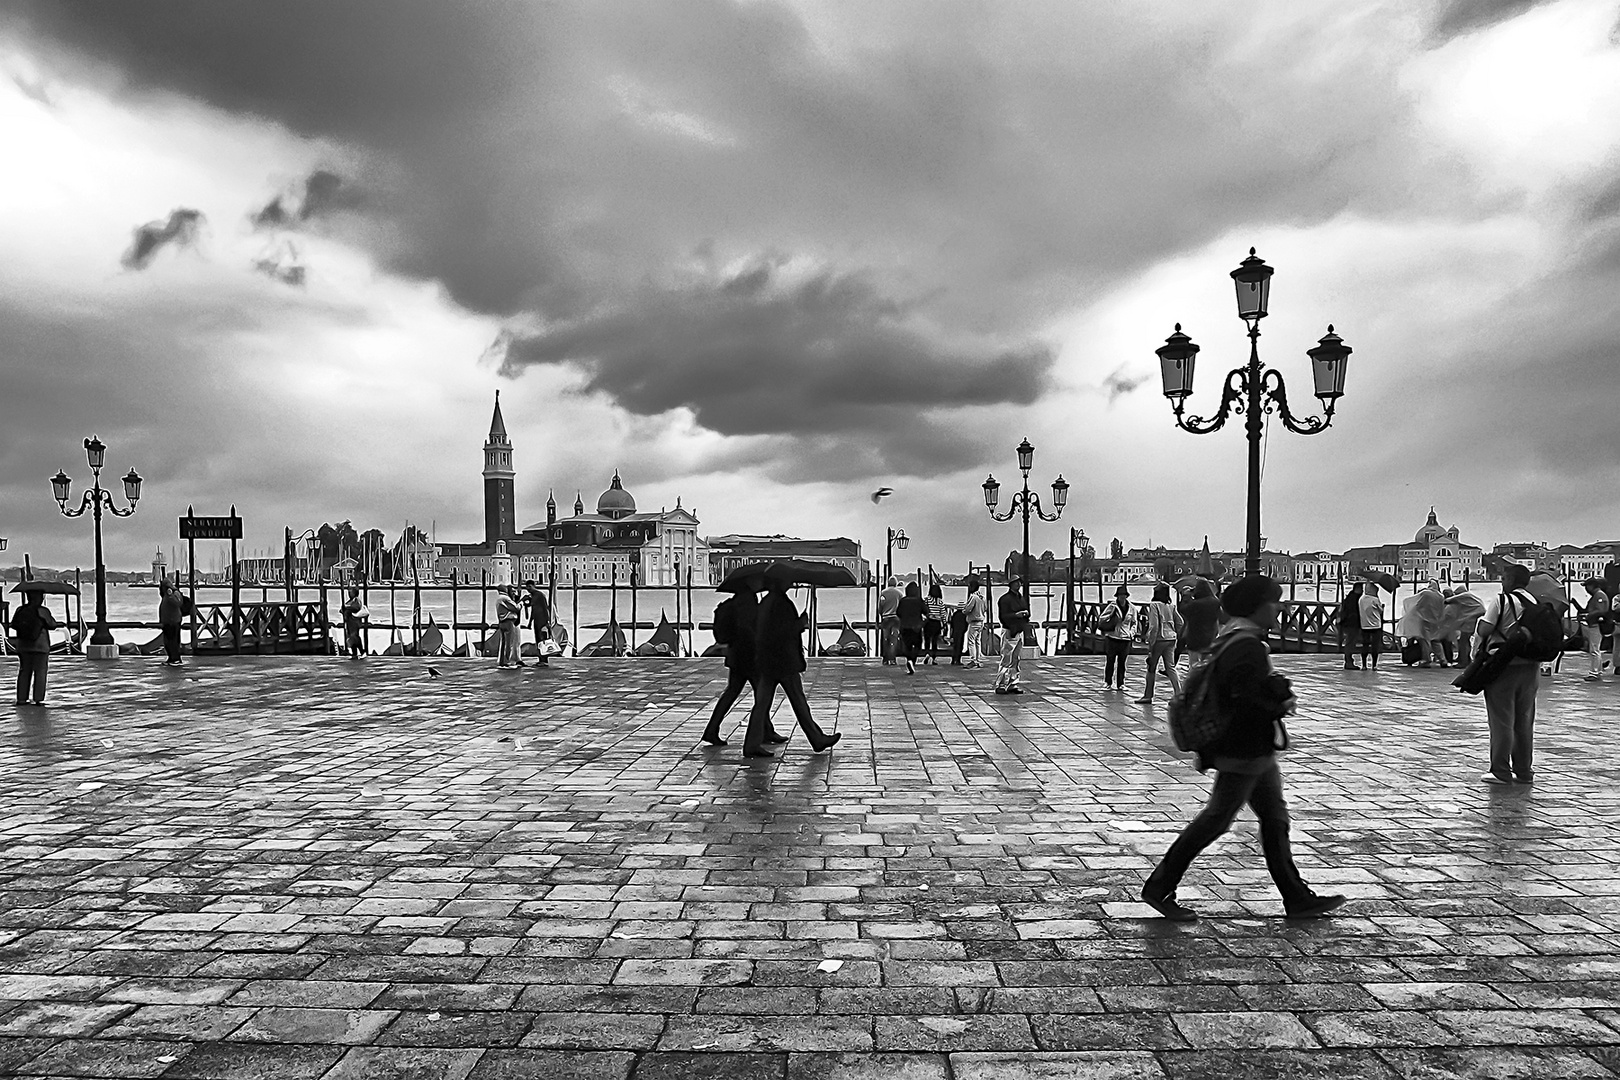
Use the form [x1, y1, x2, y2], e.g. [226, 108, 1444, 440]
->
[1140, 885, 1198, 922]
[1285, 893, 1348, 919]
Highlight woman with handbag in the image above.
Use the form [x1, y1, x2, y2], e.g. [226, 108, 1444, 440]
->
[1578, 578, 1611, 683]
[1100, 585, 1134, 691]
[1136, 583, 1184, 704]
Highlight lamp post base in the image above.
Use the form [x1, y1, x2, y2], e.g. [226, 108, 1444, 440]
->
[85, 643, 119, 661]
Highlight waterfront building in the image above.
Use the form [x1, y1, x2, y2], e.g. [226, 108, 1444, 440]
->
[707, 535, 867, 583]
[1491, 542, 1561, 575]
[1557, 541, 1620, 582]
[1289, 550, 1352, 584]
[1347, 508, 1482, 583]
[435, 394, 711, 586]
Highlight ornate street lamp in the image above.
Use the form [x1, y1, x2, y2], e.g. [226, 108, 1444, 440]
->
[885, 527, 910, 583]
[53, 435, 143, 657]
[284, 527, 320, 600]
[983, 437, 1069, 587]
[1157, 249, 1351, 577]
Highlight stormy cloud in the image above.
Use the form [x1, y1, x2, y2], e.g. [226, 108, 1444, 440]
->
[119, 207, 203, 270]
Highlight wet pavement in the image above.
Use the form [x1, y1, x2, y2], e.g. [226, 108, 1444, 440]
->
[2, 651, 1619, 1079]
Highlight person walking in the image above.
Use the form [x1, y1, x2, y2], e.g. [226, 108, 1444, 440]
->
[897, 581, 927, 675]
[1578, 578, 1611, 683]
[743, 578, 841, 758]
[702, 580, 784, 747]
[1358, 583, 1384, 670]
[1178, 579, 1222, 670]
[948, 596, 969, 666]
[1100, 585, 1134, 690]
[877, 576, 903, 665]
[1473, 563, 1540, 783]
[340, 587, 367, 659]
[1338, 583, 1363, 669]
[524, 581, 553, 667]
[958, 577, 987, 668]
[157, 579, 190, 667]
[1137, 583, 1184, 704]
[10, 592, 57, 706]
[994, 577, 1030, 694]
[922, 583, 947, 664]
[1141, 575, 1346, 922]
[496, 586, 525, 668]
[1415, 580, 1448, 668]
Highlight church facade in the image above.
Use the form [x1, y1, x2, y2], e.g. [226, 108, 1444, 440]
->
[435, 394, 711, 587]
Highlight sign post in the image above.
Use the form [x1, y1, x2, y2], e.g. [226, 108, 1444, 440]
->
[180, 508, 244, 655]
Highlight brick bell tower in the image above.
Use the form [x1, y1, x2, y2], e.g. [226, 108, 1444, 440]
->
[483, 390, 516, 545]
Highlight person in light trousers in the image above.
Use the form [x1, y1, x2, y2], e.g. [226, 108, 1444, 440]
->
[1137, 582, 1183, 704]
[958, 576, 987, 669]
[1473, 563, 1540, 784]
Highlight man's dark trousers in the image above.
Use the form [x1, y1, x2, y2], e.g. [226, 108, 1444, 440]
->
[162, 625, 182, 664]
[1146, 762, 1310, 906]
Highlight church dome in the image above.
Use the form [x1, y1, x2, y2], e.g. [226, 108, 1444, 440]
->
[597, 470, 636, 519]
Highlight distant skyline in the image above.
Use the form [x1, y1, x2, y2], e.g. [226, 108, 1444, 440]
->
[3, 1, 1618, 573]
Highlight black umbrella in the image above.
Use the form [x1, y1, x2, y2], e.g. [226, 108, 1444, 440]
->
[716, 562, 774, 594]
[10, 579, 79, 596]
[1362, 571, 1398, 594]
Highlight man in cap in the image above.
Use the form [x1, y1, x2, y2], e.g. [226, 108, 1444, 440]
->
[1142, 575, 1345, 922]
[995, 576, 1031, 694]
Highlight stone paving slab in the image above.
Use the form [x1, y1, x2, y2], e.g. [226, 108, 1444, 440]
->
[3, 652, 1620, 1077]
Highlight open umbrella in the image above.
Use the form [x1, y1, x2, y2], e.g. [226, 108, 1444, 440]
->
[1362, 571, 1398, 594]
[716, 563, 774, 594]
[10, 579, 79, 596]
[762, 559, 858, 589]
[1172, 574, 1212, 593]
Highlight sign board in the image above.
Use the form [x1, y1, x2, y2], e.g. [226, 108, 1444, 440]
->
[180, 515, 243, 540]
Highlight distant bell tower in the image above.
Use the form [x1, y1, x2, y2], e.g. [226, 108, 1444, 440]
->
[152, 544, 168, 584]
[483, 391, 516, 545]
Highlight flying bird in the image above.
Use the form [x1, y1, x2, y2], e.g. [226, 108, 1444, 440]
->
[870, 487, 894, 504]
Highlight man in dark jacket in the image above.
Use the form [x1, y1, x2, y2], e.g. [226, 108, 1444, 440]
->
[1142, 575, 1345, 922]
[11, 593, 58, 706]
[157, 579, 189, 667]
[742, 579, 841, 759]
[1176, 579, 1222, 666]
[995, 577, 1031, 694]
[701, 581, 784, 747]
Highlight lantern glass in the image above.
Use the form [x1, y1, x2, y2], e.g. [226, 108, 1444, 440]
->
[1230, 248, 1273, 320]
[1051, 475, 1069, 511]
[1156, 324, 1199, 400]
[1016, 438, 1034, 473]
[895, 531, 910, 551]
[982, 474, 1000, 509]
[1307, 325, 1351, 401]
[123, 468, 143, 503]
[83, 435, 106, 471]
[51, 470, 71, 505]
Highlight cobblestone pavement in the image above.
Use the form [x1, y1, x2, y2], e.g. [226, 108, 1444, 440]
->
[3, 651, 1620, 1079]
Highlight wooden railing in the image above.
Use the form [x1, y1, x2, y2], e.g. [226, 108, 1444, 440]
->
[192, 601, 330, 655]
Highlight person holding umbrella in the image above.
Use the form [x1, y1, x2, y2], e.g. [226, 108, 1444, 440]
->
[10, 587, 60, 706]
[702, 572, 784, 747]
[744, 574, 842, 759]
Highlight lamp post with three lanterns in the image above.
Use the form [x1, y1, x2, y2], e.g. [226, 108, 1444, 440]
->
[1155, 248, 1351, 577]
[982, 437, 1069, 589]
[51, 436, 143, 659]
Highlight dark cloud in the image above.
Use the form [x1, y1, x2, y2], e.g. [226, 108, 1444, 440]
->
[1427, 0, 1551, 45]
[492, 259, 1052, 452]
[1102, 367, 1148, 404]
[251, 242, 306, 287]
[251, 168, 364, 230]
[119, 207, 203, 270]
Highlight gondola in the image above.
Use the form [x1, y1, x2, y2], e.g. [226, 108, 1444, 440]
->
[578, 623, 627, 657]
[631, 612, 681, 656]
[818, 617, 867, 657]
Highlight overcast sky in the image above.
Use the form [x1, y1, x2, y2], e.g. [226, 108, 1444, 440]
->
[2, 0, 1617, 573]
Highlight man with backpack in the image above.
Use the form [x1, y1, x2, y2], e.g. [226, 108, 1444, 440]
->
[1142, 575, 1345, 922]
[1473, 563, 1553, 784]
[10, 592, 58, 706]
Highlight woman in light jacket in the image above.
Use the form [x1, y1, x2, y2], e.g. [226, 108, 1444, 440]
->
[1137, 582, 1184, 704]
[1100, 585, 1134, 691]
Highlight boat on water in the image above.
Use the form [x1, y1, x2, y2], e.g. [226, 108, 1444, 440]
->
[631, 612, 681, 656]
[579, 623, 627, 657]
[819, 618, 867, 657]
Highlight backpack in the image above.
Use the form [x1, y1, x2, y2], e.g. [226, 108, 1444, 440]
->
[9, 604, 41, 643]
[1098, 603, 1121, 635]
[1502, 592, 1563, 663]
[1166, 632, 1248, 753]
[711, 597, 737, 645]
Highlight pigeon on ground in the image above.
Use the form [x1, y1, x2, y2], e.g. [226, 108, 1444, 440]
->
[870, 487, 893, 504]
[427, 666, 443, 678]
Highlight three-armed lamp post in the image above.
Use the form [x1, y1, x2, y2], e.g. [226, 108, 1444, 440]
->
[1156, 249, 1351, 577]
[52, 436, 143, 659]
[983, 437, 1069, 587]
[885, 527, 910, 584]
